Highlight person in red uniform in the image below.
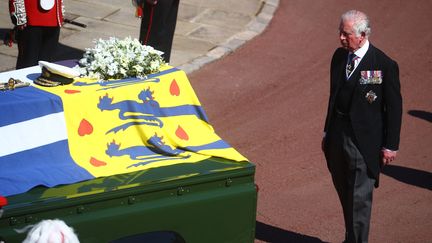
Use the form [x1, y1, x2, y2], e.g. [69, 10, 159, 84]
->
[9, 0, 64, 69]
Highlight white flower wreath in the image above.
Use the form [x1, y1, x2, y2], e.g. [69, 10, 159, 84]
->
[76, 37, 165, 81]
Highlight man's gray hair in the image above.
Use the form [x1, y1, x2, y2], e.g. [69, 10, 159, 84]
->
[341, 10, 371, 37]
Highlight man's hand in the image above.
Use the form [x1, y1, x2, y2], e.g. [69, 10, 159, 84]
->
[16, 24, 26, 30]
[2, 27, 19, 47]
[381, 149, 397, 166]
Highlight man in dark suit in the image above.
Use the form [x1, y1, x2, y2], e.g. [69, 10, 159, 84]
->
[322, 10, 402, 243]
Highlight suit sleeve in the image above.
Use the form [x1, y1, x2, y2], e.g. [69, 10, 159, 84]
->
[383, 60, 402, 150]
[323, 57, 334, 134]
[324, 48, 344, 134]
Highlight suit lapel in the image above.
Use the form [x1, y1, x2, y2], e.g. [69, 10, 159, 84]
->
[348, 45, 374, 82]
[333, 50, 349, 94]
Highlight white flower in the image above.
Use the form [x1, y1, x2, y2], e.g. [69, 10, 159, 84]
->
[75, 37, 165, 81]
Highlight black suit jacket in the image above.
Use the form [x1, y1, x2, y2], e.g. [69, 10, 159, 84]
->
[324, 44, 402, 183]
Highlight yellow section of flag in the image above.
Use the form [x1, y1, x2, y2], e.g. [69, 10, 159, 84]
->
[35, 66, 247, 177]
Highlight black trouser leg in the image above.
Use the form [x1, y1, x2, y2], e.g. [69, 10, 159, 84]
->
[16, 26, 60, 69]
[139, 0, 179, 62]
[325, 117, 375, 243]
[39, 27, 60, 63]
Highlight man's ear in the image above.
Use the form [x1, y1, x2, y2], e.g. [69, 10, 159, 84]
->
[359, 32, 367, 42]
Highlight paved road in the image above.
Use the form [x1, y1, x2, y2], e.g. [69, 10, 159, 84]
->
[0, 0, 277, 73]
[189, 1, 432, 242]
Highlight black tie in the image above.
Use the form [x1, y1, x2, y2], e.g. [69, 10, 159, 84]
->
[346, 53, 358, 77]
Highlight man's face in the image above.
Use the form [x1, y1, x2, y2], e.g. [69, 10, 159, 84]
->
[339, 20, 364, 52]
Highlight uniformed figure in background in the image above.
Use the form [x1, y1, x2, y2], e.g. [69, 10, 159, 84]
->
[9, 0, 64, 69]
[134, 0, 179, 63]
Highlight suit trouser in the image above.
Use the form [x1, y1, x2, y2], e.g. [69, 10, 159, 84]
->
[325, 115, 375, 243]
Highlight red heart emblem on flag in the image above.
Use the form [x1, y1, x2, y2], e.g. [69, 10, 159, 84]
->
[170, 79, 180, 96]
[65, 89, 81, 94]
[90, 157, 107, 167]
[78, 119, 93, 136]
[175, 125, 189, 141]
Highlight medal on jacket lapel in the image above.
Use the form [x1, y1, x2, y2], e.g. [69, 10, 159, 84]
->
[360, 70, 383, 84]
[365, 90, 377, 104]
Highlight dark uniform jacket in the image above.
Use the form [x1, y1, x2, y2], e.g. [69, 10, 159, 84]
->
[324, 44, 402, 186]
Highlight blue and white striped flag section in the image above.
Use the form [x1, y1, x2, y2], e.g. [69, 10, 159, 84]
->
[0, 66, 247, 197]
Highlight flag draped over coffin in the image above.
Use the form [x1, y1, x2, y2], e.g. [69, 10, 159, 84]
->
[0, 66, 247, 197]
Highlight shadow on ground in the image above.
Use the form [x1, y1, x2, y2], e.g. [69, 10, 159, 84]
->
[1, 27, 84, 63]
[382, 164, 432, 190]
[54, 43, 85, 62]
[255, 221, 327, 243]
[408, 110, 432, 123]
